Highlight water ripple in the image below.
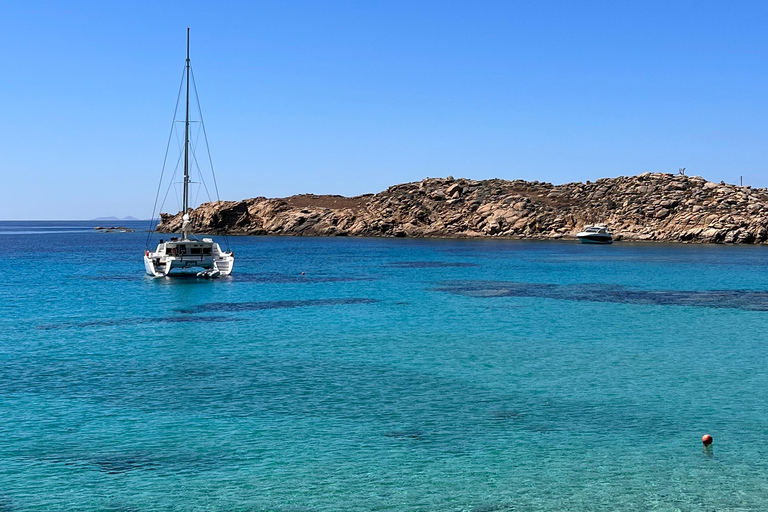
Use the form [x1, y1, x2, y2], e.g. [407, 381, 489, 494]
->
[178, 298, 377, 314]
[388, 261, 479, 268]
[234, 272, 377, 283]
[37, 315, 240, 330]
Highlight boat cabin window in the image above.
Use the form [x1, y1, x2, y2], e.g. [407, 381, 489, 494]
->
[203, 247, 212, 255]
[190, 248, 202, 255]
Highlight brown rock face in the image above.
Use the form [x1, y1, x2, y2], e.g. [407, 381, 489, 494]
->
[156, 173, 768, 244]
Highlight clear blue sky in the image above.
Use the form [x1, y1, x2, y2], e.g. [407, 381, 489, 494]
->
[1, 0, 767, 219]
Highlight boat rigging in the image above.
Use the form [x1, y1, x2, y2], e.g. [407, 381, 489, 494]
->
[144, 28, 235, 277]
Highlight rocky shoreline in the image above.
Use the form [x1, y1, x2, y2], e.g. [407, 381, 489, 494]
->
[157, 173, 768, 244]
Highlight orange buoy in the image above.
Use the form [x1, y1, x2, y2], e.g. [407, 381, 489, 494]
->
[702, 434, 713, 446]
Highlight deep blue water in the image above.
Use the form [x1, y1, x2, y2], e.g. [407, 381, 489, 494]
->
[2, 220, 767, 511]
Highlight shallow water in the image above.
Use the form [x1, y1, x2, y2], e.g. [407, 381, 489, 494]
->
[2, 221, 767, 511]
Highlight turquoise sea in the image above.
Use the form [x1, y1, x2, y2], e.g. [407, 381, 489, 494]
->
[2, 220, 767, 511]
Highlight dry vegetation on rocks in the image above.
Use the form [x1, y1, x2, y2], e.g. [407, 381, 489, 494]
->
[157, 173, 768, 244]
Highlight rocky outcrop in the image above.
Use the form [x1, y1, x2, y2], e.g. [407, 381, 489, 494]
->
[94, 226, 135, 232]
[157, 173, 768, 243]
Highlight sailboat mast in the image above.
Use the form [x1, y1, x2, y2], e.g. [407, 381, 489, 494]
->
[182, 28, 191, 238]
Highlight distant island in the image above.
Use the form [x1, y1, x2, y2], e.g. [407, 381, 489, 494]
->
[91, 216, 141, 221]
[157, 173, 768, 244]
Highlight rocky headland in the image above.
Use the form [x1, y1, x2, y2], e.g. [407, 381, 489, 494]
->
[157, 173, 768, 244]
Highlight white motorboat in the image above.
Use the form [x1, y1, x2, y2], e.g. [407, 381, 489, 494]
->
[576, 226, 613, 244]
[144, 29, 234, 277]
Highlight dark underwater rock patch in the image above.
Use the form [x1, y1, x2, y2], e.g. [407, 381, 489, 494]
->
[44, 453, 157, 475]
[0, 496, 14, 512]
[384, 429, 425, 440]
[249, 505, 319, 512]
[101, 504, 142, 512]
[387, 261, 479, 268]
[491, 410, 524, 421]
[90, 454, 156, 474]
[434, 280, 768, 311]
[178, 297, 377, 314]
[37, 315, 240, 330]
[158, 316, 239, 324]
[471, 504, 516, 512]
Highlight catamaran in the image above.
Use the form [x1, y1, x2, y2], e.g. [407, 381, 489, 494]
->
[144, 29, 234, 277]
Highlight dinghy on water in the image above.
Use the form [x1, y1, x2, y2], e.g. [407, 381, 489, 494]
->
[143, 29, 234, 277]
[197, 267, 222, 279]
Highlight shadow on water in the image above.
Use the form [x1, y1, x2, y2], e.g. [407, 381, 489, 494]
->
[434, 280, 768, 311]
[37, 315, 241, 331]
[178, 298, 378, 314]
[143, 273, 231, 285]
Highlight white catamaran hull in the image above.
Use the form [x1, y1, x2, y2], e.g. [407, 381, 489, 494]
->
[144, 255, 234, 277]
[144, 238, 234, 277]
